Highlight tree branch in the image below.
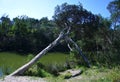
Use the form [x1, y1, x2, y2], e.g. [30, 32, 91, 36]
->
[67, 43, 73, 51]
[65, 36, 91, 67]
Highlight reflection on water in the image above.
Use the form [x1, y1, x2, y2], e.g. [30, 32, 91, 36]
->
[0, 68, 3, 77]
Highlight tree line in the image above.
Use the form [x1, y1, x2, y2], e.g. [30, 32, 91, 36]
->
[0, 16, 68, 53]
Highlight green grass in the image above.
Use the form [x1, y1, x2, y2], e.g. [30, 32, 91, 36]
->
[79, 66, 120, 82]
[45, 66, 120, 82]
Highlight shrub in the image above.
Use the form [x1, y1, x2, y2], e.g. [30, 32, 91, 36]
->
[27, 54, 34, 62]
[25, 65, 38, 76]
[37, 68, 51, 77]
[46, 64, 59, 76]
[24, 64, 51, 77]
[36, 61, 45, 69]
[64, 72, 72, 79]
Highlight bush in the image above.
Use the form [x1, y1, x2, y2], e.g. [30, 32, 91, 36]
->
[27, 54, 34, 62]
[64, 72, 72, 79]
[42, 63, 69, 76]
[45, 64, 59, 76]
[25, 65, 38, 76]
[37, 68, 51, 77]
[24, 64, 51, 77]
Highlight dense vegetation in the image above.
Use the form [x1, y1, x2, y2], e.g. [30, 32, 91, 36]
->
[0, 0, 120, 78]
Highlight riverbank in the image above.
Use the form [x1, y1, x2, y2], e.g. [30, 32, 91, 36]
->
[0, 66, 120, 82]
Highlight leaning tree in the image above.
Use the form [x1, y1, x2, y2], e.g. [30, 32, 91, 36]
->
[8, 3, 99, 76]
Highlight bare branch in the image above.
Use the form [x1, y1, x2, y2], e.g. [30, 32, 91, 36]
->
[67, 43, 73, 51]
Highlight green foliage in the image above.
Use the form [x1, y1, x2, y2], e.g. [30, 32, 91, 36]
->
[43, 63, 68, 76]
[0, 15, 60, 53]
[65, 51, 78, 68]
[68, 51, 76, 62]
[64, 72, 72, 79]
[27, 54, 34, 62]
[107, 67, 120, 82]
[46, 66, 120, 82]
[26, 62, 66, 77]
[80, 66, 120, 82]
[107, 0, 120, 28]
[37, 68, 51, 77]
[25, 65, 38, 76]
[25, 64, 51, 77]
[90, 78, 112, 82]
[46, 64, 59, 76]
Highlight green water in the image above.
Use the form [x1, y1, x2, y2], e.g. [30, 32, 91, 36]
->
[39, 52, 68, 65]
[0, 52, 69, 76]
[0, 52, 27, 75]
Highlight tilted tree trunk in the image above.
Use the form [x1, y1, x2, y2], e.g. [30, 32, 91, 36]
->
[65, 36, 91, 67]
[8, 27, 90, 76]
[8, 28, 67, 76]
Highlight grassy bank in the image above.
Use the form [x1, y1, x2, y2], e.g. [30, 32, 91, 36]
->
[46, 66, 120, 82]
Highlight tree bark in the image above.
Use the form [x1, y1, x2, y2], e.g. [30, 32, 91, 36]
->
[65, 36, 91, 67]
[8, 28, 67, 76]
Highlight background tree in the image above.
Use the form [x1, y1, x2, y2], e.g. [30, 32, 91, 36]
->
[53, 3, 99, 52]
[107, 0, 120, 29]
[0, 15, 12, 51]
[107, 0, 120, 53]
